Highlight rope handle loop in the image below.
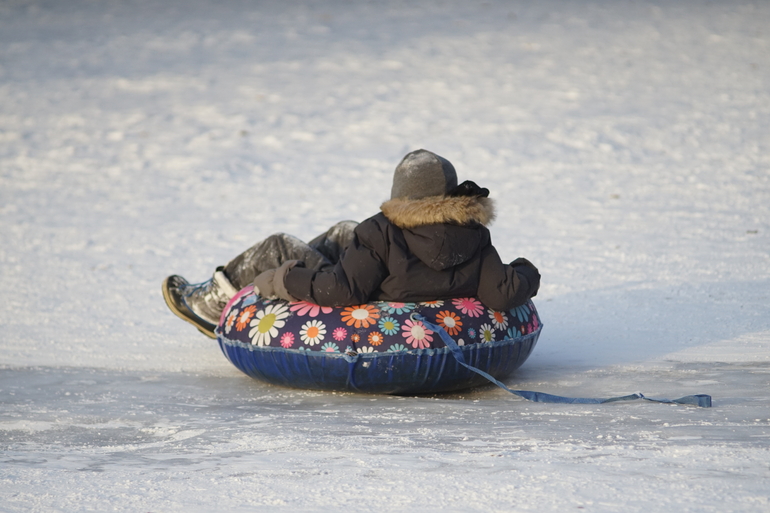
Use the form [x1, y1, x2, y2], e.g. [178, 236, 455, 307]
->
[412, 313, 711, 408]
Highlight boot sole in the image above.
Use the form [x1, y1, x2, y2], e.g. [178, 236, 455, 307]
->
[162, 276, 217, 339]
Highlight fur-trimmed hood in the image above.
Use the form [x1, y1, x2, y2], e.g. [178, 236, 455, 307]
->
[380, 195, 496, 229]
[377, 195, 496, 271]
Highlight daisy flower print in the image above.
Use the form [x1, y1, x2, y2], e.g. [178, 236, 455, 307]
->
[340, 304, 380, 329]
[488, 309, 508, 331]
[435, 310, 463, 336]
[280, 332, 295, 348]
[332, 327, 348, 341]
[452, 297, 484, 317]
[379, 302, 416, 315]
[510, 303, 531, 323]
[235, 305, 256, 331]
[378, 316, 400, 335]
[248, 303, 290, 346]
[320, 342, 339, 353]
[300, 319, 327, 346]
[401, 319, 434, 349]
[367, 331, 385, 346]
[479, 323, 495, 343]
[289, 301, 333, 317]
[224, 309, 238, 334]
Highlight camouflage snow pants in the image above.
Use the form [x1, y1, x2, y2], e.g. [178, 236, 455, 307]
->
[222, 221, 358, 291]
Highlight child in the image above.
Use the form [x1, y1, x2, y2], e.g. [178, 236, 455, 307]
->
[163, 149, 540, 338]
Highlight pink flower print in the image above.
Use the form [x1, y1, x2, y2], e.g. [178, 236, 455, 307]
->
[525, 318, 541, 334]
[452, 298, 484, 317]
[290, 301, 333, 317]
[401, 319, 434, 349]
[332, 327, 348, 341]
[280, 332, 295, 348]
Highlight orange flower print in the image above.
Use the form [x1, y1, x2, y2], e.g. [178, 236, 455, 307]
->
[351, 333, 361, 343]
[299, 319, 326, 346]
[488, 309, 508, 331]
[367, 331, 385, 346]
[235, 305, 256, 331]
[224, 310, 238, 334]
[340, 304, 380, 329]
[435, 310, 462, 336]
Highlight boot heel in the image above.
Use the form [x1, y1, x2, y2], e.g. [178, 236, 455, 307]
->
[162, 275, 217, 338]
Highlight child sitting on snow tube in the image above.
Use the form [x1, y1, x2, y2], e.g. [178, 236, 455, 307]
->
[162, 149, 541, 338]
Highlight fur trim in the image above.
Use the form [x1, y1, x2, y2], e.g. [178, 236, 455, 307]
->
[214, 270, 239, 299]
[380, 195, 496, 229]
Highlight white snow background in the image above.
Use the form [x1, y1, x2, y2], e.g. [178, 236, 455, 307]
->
[1, 0, 769, 511]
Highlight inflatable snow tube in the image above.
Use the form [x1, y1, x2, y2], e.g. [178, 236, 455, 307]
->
[215, 286, 542, 394]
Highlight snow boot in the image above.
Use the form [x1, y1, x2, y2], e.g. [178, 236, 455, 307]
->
[162, 267, 239, 338]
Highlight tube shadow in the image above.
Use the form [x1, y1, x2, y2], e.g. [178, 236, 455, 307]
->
[527, 277, 770, 371]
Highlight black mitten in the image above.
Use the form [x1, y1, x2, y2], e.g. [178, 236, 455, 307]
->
[448, 180, 490, 198]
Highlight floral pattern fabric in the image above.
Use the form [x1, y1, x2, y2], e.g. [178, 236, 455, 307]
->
[218, 286, 541, 354]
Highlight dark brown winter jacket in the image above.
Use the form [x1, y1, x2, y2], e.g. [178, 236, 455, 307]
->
[283, 195, 540, 311]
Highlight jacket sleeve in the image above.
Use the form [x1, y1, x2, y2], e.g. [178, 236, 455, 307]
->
[476, 247, 540, 311]
[282, 219, 389, 307]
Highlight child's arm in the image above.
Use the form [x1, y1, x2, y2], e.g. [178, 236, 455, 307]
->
[283, 220, 389, 307]
[476, 247, 540, 311]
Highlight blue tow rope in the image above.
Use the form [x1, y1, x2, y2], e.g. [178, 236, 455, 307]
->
[413, 315, 712, 408]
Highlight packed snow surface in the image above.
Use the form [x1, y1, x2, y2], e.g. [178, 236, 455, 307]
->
[1, 0, 769, 511]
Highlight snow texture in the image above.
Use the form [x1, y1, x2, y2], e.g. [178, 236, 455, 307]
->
[1, 0, 769, 511]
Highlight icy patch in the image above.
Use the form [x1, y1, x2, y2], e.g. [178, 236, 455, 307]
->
[1, 366, 770, 510]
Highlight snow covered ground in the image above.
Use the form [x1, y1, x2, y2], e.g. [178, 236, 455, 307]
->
[1, 0, 769, 510]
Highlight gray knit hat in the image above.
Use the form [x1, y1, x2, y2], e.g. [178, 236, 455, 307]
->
[390, 149, 458, 200]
